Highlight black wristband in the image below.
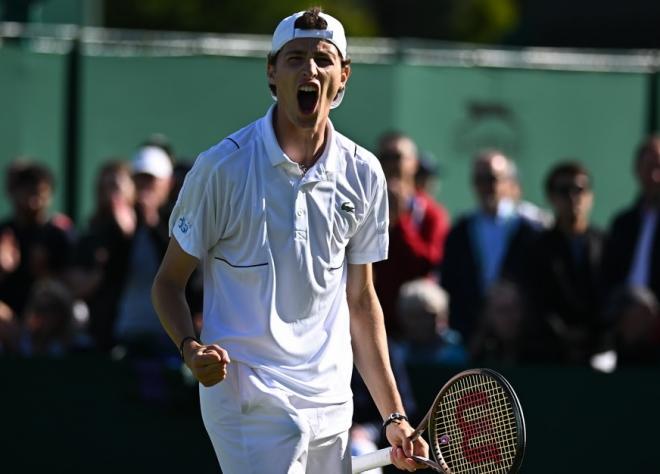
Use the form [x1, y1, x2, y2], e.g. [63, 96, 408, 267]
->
[178, 336, 200, 358]
[382, 412, 409, 430]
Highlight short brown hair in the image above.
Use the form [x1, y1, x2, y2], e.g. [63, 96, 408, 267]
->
[544, 160, 591, 196]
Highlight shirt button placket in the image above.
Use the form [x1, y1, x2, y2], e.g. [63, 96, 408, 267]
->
[294, 190, 308, 241]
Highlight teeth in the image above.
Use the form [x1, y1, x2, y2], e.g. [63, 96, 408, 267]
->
[299, 86, 316, 92]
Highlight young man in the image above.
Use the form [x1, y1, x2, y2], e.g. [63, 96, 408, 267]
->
[152, 8, 427, 474]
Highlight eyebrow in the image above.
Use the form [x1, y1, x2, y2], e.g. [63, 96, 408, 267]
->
[282, 45, 338, 59]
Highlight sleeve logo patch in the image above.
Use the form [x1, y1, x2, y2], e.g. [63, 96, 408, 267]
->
[178, 217, 191, 233]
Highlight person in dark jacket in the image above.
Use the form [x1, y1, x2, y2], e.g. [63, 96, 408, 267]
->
[526, 161, 606, 364]
[440, 149, 539, 346]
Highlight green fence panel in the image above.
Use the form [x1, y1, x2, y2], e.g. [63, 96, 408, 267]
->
[77, 55, 273, 223]
[331, 62, 399, 149]
[0, 45, 68, 219]
[396, 66, 648, 228]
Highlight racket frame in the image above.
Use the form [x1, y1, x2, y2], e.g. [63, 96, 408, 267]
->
[351, 368, 526, 474]
[427, 368, 527, 474]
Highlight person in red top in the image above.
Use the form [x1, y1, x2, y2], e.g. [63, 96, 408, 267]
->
[373, 131, 450, 339]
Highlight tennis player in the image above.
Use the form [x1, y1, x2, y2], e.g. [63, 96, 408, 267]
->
[152, 7, 428, 474]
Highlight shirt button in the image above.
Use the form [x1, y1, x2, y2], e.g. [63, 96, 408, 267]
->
[296, 209, 304, 216]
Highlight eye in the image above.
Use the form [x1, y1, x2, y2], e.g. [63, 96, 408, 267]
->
[286, 55, 304, 65]
[314, 56, 333, 67]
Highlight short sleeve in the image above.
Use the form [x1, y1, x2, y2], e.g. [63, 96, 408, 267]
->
[169, 151, 226, 259]
[346, 169, 389, 264]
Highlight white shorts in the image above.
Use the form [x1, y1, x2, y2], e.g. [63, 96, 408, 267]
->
[200, 362, 354, 474]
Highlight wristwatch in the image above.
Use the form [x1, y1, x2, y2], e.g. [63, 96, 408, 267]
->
[382, 412, 409, 429]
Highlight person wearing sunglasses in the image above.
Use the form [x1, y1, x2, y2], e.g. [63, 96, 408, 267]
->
[525, 161, 607, 365]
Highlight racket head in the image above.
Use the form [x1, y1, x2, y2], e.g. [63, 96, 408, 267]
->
[427, 368, 526, 474]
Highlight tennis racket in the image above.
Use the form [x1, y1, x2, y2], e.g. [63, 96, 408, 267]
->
[351, 368, 526, 473]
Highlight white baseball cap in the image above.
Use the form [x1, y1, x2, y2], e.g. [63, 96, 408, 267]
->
[271, 10, 347, 60]
[270, 10, 348, 108]
[132, 146, 173, 178]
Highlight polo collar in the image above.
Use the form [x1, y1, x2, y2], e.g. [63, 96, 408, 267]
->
[261, 105, 338, 181]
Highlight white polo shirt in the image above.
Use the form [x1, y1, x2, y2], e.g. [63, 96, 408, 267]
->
[170, 105, 389, 404]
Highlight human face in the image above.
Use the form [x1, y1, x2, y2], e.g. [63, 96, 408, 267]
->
[13, 181, 52, 220]
[99, 168, 135, 210]
[268, 38, 350, 131]
[379, 137, 418, 182]
[133, 173, 171, 212]
[472, 154, 512, 214]
[548, 173, 593, 223]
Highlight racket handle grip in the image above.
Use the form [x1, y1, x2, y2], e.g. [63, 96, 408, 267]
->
[351, 447, 392, 473]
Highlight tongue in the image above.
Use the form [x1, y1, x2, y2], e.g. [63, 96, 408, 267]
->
[298, 90, 317, 114]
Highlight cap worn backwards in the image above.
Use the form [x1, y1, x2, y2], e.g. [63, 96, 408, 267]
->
[270, 10, 348, 109]
[271, 11, 347, 60]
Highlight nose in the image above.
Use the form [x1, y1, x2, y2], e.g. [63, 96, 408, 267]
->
[301, 58, 318, 78]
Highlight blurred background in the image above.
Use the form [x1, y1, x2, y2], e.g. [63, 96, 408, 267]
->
[2, 0, 660, 224]
[2, 1, 660, 473]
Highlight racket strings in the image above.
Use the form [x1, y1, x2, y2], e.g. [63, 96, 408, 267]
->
[432, 374, 520, 473]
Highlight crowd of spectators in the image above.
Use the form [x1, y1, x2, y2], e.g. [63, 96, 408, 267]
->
[0, 133, 659, 394]
[2, 131, 659, 471]
[371, 132, 660, 373]
[351, 132, 660, 462]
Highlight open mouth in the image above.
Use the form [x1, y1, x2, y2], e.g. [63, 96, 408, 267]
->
[297, 85, 319, 115]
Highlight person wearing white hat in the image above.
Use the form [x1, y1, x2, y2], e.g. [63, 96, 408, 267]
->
[113, 145, 174, 351]
[152, 6, 427, 473]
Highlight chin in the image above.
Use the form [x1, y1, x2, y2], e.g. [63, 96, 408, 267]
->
[295, 112, 322, 129]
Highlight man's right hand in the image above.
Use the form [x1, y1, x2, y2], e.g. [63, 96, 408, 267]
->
[182, 341, 231, 387]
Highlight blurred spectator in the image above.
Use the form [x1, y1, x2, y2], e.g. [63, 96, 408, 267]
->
[470, 280, 530, 365]
[440, 149, 539, 345]
[602, 134, 660, 309]
[394, 278, 468, 366]
[606, 286, 660, 367]
[349, 422, 383, 474]
[373, 131, 450, 339]
[142, 132, 175, 162]
[526, 161, 606, 364]
[113, 146, 174, 355]
[19, 279, 75, 357]
[415, 150, 442, 196]
[72, 160, 137, 351]
[507, 161, 554, 229]
[0, 160, 75, 317]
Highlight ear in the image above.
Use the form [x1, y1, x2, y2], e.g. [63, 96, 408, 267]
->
[267, 62, 276, 89]
[340, 64, 351, 89]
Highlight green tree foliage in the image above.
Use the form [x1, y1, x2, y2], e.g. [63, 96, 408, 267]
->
[367, 0, 520, 44]
[449, 0, 519, 44]
[104, 0, 379, 37]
